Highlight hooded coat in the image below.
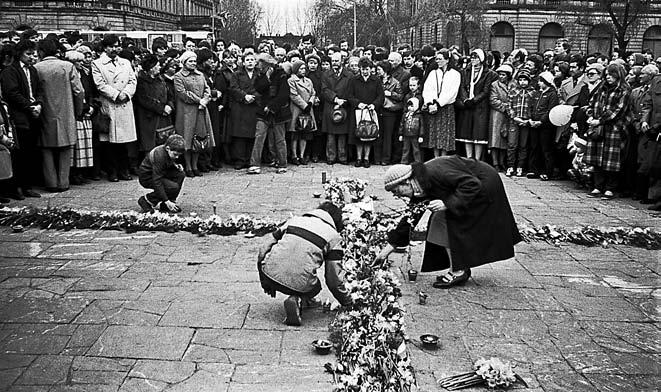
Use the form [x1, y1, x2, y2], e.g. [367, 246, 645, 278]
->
[387, 156, 522, 272]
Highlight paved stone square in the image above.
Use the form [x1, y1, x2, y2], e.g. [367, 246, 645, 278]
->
[0, 163, 659, 391]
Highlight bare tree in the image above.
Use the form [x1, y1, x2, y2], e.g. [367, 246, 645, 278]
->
[259, 1, 282, 36]
[218, 0, 262, 45]
[414, 0, 489, 54]
[557, 0, 652, 56]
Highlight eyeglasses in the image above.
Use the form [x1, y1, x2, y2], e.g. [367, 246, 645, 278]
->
[586, 72, 599, 77]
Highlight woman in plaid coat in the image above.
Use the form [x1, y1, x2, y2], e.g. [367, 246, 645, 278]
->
[585, 63, 631, 200]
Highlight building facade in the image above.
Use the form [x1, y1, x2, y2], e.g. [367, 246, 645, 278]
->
[394, 0, 661, 57]
[0, 0, 214, 32]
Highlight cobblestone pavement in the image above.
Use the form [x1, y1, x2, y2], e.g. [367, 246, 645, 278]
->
[0, 163, 659, 391]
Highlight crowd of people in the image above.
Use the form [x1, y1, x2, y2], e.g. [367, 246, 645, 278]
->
[1, 28, 661, 212]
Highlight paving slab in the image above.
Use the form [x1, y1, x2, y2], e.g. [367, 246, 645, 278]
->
[0, 164, 658, 391]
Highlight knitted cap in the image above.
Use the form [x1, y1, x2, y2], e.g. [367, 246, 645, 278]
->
[538, 71, 554, 87]
[516, 68, 531, 81]
[178, 50, 197, 65]
[407, 97, 420, 111]
[291, 59, 305, 75]
[384, 164, 413, 192]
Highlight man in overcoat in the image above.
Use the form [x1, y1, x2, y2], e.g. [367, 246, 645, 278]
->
[34, 39, 84, 192]
[321, 52, 353, 164]
[228, 52, 259, 170]
[0, 39, 42, 198]
[92, 34, 137, 182]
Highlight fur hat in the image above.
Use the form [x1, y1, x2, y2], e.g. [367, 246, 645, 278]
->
[538, 71, 555, 87]
[305, 53, 321, 65]
[280, 61, 293, 75]
[384, 164, 413, 192]
[141, 53, 159, 72]
[196, 48, 214, 65]
[332, 104, 347, 124]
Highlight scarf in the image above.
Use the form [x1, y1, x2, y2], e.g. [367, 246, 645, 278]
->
[469, 65, 483, 99]
[409, 178, 425, 198]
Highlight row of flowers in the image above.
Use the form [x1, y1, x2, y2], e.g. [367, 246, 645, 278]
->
[323, 179, 414, 391]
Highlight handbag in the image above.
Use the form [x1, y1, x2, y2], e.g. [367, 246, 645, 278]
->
[586, 125, 603, 141]
[355, 108, 379, 142]
[91, 110, 111, 135]
[295, 113, 315, 132]
[192, 134, 210, 152]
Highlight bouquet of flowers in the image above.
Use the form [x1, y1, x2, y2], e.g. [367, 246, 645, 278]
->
[323, 178, 369, 207]
[519, 224, 661, 249]
[438, 357, 525, 390]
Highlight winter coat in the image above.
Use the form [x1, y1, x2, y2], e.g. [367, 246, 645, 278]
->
[78, 67, 98, 117]
[387, 156, 522, 272]
[255, 68, 290, 124]
[642, 75, 661, 131]
[173, 68, 214, 150]
[559, 76, 586, 106]
[288, 73, 316, 132]
[489, 79, 510, 148]
[347, 74, 385, 144]
[585, 81, 630, 172]
[0, 61, 42, 130]
[34, 56, 84, 148]
[134, 71, 173, 151]
[321, 67, 354, 135]
[391, 65, 411, 96]
[228, 67, 259, 138]
[259, 209, 351, 305]
[91, 53, 137, 143]
[530, 87, 559, 130]
[455, 66, 497, 143]
[381, 75, 404, 116]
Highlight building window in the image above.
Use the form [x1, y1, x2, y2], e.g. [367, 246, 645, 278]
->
[419, 25, 424, 46]
[587, 24, 613, 56]
[538, 22, 563, 53]
[446, 21, 457, 48]
[490, 21, 514, 54]
[434, 23, 439, 44]
[643, 25, 661, 58]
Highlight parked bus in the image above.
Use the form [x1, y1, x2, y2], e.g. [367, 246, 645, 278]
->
[40, 30, 211, 50]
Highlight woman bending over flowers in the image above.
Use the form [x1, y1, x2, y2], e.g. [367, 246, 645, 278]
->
[376, 157, 522, 288]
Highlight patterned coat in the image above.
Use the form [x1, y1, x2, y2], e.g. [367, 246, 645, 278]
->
[91, 53, 137, 143]
[33, 56, 84, 148]
[584, 81, 630, 172]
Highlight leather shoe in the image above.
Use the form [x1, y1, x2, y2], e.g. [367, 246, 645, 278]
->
[108, 175, 119, 182]
[432, 269, 471, 289]
[363, 160, 371, 168]
[23, 189, 41, 198]
[118, 174, 132, 181]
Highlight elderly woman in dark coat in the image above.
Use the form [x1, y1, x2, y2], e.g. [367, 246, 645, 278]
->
[376, 156, 522, 288]
[455, 49, 497, 161]
[134, 54, 174, 154]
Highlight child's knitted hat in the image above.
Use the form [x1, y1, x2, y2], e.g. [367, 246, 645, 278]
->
[516, 68, 531, 81]
[407, 97, 420, 111]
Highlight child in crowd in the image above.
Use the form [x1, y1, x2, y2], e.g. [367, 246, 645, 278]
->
[566, 133, 592, 188]
[257, 201, 352, 326]
[398, 97, 424, 163]
[506, 69, 534, 177]
[137, 134, 186, 213]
